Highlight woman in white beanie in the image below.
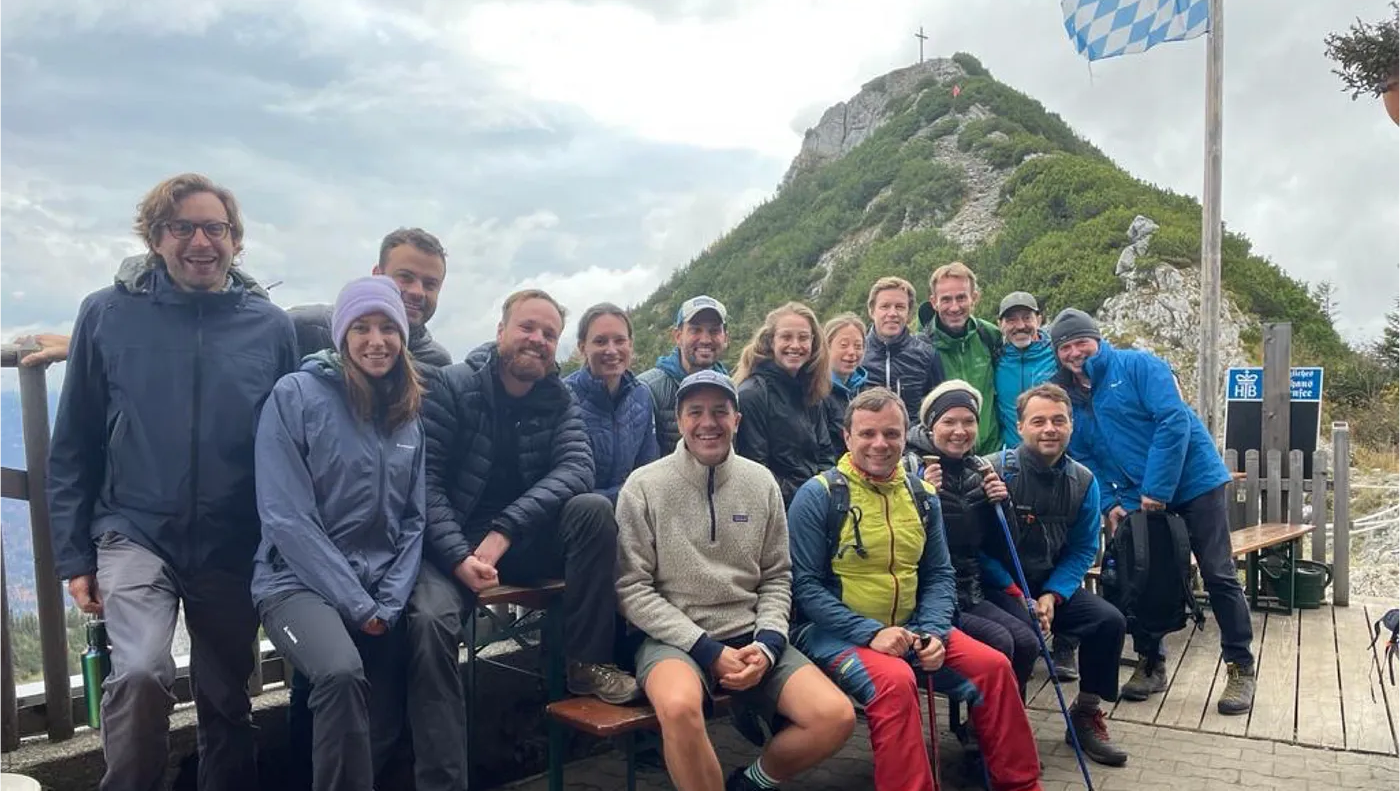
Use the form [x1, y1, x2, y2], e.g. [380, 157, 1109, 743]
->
[251, 275, 427, 791]
[916, 380, 1039, 698]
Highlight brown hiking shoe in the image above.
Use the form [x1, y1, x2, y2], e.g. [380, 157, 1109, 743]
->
[567, 661, 641, 705]
[1217, 662, 1256, 715]
[1120, 655, 1167, 701]
[1068, 706, 1128, 766]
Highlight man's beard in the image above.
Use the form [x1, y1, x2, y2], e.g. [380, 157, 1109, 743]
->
[502, 346, 550, 381]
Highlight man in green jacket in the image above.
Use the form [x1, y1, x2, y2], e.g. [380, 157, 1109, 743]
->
[917, 262, 1002, 454]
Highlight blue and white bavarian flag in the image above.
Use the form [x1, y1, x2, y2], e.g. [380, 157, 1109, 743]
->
[1061, 0, 1210, 61]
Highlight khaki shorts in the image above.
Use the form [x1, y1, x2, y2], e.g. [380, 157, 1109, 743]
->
[635, 637, 810, 722]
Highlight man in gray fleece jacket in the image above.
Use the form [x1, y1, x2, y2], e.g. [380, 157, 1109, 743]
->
[616, 370, 855, 791]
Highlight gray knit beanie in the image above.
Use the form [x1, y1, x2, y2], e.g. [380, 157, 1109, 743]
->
[1049, 308, 1101, 349]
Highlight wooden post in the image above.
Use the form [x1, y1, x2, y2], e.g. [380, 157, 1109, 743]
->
[1331, 422, 1350, 606]
[18, 362, 74, 741]
[1265, 449, 1283, 524]
[1286, 450, 1304, 525]
[1196, 0, 1225, 437]
[2, 549, 18, 752]
[1310, 450, 1327, 562]
[1261, 322, 1292, 458]
[1224, 448, 1243, 530]
[1244, 450, 1261, 527]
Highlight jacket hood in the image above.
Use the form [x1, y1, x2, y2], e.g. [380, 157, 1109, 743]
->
[115, 252, 272, 299]
[300, 349, 343, 379]
[656, 348, 729, 382]
[831, 366, 869, 396]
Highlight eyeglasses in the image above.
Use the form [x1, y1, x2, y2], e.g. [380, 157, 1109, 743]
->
[160, 220, 233, 240]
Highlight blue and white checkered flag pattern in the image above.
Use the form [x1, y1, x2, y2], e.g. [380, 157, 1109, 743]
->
[1061, 0, 1210, 61]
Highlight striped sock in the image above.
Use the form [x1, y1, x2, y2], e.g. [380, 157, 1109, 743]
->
[743, 758, 779, 789]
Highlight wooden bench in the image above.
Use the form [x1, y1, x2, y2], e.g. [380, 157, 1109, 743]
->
[545, 694, 732, 791]
[1083, 521, 1316, 613]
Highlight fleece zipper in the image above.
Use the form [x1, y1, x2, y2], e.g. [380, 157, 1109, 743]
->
[707, 466, 717, 542]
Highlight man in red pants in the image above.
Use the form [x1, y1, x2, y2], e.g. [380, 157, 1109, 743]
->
[787, 387, 1042, 791]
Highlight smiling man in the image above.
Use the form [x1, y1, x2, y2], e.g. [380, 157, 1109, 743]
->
[47, 173, 298, 791]
[917, 263, 1002, 455]
[993, 292, 1057, 449]
[638, 294, 731, 452]
[1049, 308, 1255, 717]
[861, 276, 946, 423]
[405, 288, 639, 791]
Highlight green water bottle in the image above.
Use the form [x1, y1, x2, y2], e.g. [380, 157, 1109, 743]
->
[81, 619, 111, 730]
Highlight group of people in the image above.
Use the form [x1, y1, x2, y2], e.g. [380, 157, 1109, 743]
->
[27, 172, 1258, 791]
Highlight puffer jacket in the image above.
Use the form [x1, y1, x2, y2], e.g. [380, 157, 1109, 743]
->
[564, 368, 660, 503]
[735, 361, 835, 506]
[786, 455, 956, 646]
[420, 342, 594, 573]
[250, 352, 425, 629]
[1055, 342, 1231, 514]
[637, 349, 729, 453]
[822, 367, 868, 457]
[930, 453, 999, 610]
[48, 256, 298, 579]
[919, 312, 1003, 455]
[994, 331, 1057, 448]
[286, 302, 452, 368]
[861, 328, 946, 423]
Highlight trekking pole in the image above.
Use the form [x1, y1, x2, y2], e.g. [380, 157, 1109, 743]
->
[914, 643, 942, 791]
[971, 457, 1096, 791]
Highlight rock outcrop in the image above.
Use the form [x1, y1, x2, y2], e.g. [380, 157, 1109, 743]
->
[1095, 214, 1254, 405]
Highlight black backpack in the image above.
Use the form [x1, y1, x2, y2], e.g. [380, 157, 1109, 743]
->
[1099, 511, 1205, 639]
[821, 466, 936, 562]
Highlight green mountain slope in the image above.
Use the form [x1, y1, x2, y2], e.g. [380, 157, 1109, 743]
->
[629, 53, 1343, 370]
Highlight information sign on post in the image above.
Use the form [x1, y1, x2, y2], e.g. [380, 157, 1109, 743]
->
[1223, 366, 1324, 478]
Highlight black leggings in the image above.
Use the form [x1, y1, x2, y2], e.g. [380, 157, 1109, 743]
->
[959, 599, 1040, 698]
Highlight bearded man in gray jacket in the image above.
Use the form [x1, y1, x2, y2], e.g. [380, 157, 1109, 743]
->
[615, 370, 855, 791]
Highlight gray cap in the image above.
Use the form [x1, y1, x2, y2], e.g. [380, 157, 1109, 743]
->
[674, 369, 739, 411]
[998, 291, 1040, 317]
[675, 295, 728, 327]
[1049, 308, 1102, 348]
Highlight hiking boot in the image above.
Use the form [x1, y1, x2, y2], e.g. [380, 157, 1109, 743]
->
[1120, 655, 1167, 701]
[1217, 662, 1256, 715]
[567, 661, 641, 705]
[1051, 639, 1079, 682]
[1068, 706, 1128, 767]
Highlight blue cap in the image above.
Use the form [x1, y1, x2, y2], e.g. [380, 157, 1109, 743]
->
[674, 369, 739, 411]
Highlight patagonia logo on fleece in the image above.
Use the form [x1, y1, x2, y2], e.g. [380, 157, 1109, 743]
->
[732, 514, 749, 523]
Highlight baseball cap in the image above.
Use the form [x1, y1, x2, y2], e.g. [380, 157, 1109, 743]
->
[674, 369, 739, 411]
[675, 295, 728, 328]
[998, 291, 1040, 317]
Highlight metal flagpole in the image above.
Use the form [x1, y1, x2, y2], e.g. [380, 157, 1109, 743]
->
[1197, 0, 1224, 436]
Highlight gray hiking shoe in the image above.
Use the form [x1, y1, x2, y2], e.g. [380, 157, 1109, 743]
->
[1051, 639, 1079, 682]
[1217, 662, 1256, 715]
[567, 661, 641, 705]
[1120, 656, 1167, 701]
[1068, 706, 1128, 766]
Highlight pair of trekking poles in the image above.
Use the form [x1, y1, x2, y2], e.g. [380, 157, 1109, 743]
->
[914, 457, 1096, 791]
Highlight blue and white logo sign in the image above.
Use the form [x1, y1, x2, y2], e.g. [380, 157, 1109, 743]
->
[1226, 367, 1323, 403]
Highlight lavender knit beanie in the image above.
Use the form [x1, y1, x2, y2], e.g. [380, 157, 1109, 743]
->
[331, 275, 410, 348]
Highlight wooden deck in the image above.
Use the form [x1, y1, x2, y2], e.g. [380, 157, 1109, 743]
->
[1027, 596, 1400, 756]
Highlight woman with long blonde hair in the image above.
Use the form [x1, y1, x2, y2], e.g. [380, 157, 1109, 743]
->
[733, 301, 834, 505]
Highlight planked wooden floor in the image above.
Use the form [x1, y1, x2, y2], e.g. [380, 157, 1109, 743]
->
[1026, 596, 1399, 755]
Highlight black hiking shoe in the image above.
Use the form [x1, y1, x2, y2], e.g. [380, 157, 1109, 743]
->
[725, 767, 762, 791]
[1120, 655, 1167, 701]
[1068, 706, 1128, 766]
[1217, 662, 1256, 715]
[1051, 639, 1079, 682]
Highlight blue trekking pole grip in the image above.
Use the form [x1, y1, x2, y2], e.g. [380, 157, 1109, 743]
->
[971, 455, 1096, 791]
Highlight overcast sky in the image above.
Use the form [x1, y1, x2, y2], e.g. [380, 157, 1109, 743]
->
[2, 0, 1396, 392]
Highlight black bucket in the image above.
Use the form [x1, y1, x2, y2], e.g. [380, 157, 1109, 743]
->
[1260, 555, 1333, 609]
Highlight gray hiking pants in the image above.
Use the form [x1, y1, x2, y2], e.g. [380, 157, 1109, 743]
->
[95, 531, 257, 791]
[260, 589, 407, 791]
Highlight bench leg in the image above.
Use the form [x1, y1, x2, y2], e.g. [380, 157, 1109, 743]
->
[1288, 539, 1298, 615]
[1247, 550, 1260, 611]
[465, 610, 479, 790]
[623, 732, 638, 791]
[546, 604, 566, 791]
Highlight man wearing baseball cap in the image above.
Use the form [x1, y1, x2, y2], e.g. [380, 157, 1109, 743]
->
[616, 370, 855, 791]
[638, 295, 732, 452]
[1049, 308, 1255, 716]
[994, 292, 1057, 450]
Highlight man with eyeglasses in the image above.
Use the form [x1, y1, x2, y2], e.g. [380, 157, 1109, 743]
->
[47, 173, 299, 791]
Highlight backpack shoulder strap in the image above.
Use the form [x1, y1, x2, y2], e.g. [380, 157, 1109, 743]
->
[1163, 512, 1206, 628]
[820, 469, 851, 561]
[904, 474, 935, 527]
